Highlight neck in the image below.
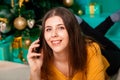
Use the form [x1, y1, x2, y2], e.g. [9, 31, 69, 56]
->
[53, 52, 70, 77]
[53, 51, 68, 63]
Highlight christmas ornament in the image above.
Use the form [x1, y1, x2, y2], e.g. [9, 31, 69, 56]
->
[14, 16, 27, 30]
[0, 5, 14, 34]
[63, 0, 74, 7]
[0, 18, 8, 23]
[25, 0, 29, 2]
[27, 19, 35, 29]
[0, 22, 11, 33]
[19, 0, 24, 8]
[0, 5, 14, 23]
[25, 39, 31, 47]
[78, 10, 83, 15]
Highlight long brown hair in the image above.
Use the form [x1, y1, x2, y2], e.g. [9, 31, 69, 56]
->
[41, 7, 88, 79]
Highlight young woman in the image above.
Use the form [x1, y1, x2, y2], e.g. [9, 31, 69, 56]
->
[25, 0, 120, 76]
[27, 7, 109, 80]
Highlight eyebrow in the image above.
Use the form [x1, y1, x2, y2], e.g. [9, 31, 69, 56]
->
[45, 26, 51, 28]
[45, 24, 64, 28]
[57, 24, 63, 26]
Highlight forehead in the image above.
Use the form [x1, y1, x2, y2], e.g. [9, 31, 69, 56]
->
[45, 16, 64, 26]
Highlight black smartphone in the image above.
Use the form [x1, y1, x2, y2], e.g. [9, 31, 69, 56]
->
[34, 33, 43, 53]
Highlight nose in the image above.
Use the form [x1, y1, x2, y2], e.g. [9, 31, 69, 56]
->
[51, 29, 58, 37]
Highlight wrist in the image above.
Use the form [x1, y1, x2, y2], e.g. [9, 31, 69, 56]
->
[30, 68, 41, 80]
[30, 71, 41, 80]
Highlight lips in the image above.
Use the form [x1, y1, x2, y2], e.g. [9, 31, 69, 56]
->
[51, 40, 62, 45]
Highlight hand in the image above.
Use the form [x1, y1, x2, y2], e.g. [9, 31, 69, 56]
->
[27, 39, 44, 72]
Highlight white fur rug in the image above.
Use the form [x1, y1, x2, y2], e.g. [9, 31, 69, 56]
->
[0, 61, 30, 80]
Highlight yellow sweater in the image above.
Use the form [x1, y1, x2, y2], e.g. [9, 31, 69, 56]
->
[46, 42, 109, 80]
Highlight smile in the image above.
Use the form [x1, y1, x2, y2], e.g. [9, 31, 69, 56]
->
[51, 40, 62, 45]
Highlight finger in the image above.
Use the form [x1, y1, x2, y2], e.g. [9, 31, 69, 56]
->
[31, 39, 40, 45]
[29, 44, 40, 49]
[27, 52, 41, 59]
[29, 43, 40, 52]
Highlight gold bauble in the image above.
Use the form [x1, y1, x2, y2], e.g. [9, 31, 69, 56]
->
[25, 39, 31, 47]
[14, 16, 27, 30]
[25, 0, 29, 2]
[63, 0, 74, 7]
[78, 10, 83, 15]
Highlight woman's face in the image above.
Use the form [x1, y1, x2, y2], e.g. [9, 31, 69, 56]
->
[44, 16, 69, 53]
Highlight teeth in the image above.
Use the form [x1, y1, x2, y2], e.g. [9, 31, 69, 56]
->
[52, 40, 60, 44]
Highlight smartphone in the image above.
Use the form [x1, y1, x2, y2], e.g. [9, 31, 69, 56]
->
[34, 33, 43, 53]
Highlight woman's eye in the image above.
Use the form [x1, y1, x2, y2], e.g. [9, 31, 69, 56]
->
[45, 28, 51, 32]
[58, 26, 65, 30]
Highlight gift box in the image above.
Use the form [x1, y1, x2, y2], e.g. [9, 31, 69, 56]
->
[12, 48, 28, 64]
[0, 42, 12, 60]
[85, 3, 100, 15]
[0, 35, 13, 61]
[12, 36, 28, 64]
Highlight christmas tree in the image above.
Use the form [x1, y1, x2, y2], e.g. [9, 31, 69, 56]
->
[0, 0, 80, 63]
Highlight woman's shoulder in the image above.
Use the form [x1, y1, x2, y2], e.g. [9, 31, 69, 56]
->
[86, 39, 100, 50]
[86, 40, 101, 59]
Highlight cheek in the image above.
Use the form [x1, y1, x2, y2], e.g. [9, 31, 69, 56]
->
[60, 32, 69, 42]
[44, 33, 50, 42]
[65, 35, 69, 44]
[58, 31, 68, 37]
[65, 32, 69, 42]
